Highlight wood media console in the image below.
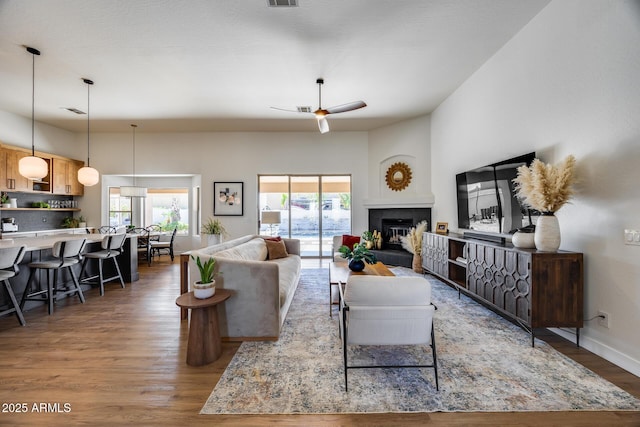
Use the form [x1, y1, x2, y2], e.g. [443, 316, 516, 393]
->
[422, 232, 583, 347]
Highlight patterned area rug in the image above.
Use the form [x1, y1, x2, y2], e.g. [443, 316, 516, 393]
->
[201, 268, 640, 414]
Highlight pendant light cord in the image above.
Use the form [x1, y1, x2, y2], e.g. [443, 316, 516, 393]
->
[83, 79, 95, 167]
[31, 49, 35, 156]
[131, 124, 138, 186]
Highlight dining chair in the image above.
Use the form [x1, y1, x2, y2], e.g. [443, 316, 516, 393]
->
[0, 246, 27, 326]
[133, 227, 152, 266]
[150, 227, 177, 261]
[79, 233, 127, 296]
[20, 238, 87, 315]
[98, 226, 117, 234]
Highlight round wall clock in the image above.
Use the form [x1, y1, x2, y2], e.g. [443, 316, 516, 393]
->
[385, 162, 412, 192]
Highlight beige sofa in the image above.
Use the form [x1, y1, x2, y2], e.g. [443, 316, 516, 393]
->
[185, 235, 301, 341]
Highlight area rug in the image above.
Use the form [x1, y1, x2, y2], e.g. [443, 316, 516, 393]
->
[201, 268, 640, 414]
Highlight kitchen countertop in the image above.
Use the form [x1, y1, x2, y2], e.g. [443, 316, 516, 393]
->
[0, 227, 94, 239]
[0, 231, 131, 252]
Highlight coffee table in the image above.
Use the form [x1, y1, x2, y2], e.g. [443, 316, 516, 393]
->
[328, 261, 394, 317]
[175, 289, 232, 366]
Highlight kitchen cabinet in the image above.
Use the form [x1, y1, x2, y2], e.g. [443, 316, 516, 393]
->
[52, 158, 84, 196]
[1, 146, 33, 192]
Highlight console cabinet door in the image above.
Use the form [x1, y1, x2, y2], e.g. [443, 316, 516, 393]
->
[423, 232, 448, 278]
[467, 243, 532, 326]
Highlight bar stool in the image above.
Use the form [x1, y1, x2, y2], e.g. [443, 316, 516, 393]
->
[20, 238, 86, 315]
[79, 233, 127, 296]
[0, 246, 27, 326]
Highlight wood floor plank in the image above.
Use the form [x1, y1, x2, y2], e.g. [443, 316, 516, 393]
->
[0, 257, 638, 426]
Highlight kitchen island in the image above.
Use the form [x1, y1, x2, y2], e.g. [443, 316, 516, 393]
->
[0, 232, 139, 316]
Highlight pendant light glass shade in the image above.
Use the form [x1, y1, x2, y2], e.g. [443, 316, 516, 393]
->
[19, 46, 49, 181]
[77, 78, 99, 186]
[120, 124, 147, 197]
[77, 166, 99, 186]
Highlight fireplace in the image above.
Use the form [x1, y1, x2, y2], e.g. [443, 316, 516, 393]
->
[368, 208, 432, 250]
[382, 218, 413, 250]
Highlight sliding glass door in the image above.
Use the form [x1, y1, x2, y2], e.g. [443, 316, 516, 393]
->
[258, 175, 351, 257]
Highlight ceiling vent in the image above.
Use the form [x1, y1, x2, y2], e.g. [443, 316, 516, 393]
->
[296, 106, 312, 113]
[268, 0, 298, 7]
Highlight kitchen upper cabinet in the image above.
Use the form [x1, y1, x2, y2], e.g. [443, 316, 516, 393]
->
[1, 146, 33, 192]
[52, 158, 84, 196]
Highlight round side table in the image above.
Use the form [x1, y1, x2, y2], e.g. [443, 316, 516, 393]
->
[175, 289, 232, 366]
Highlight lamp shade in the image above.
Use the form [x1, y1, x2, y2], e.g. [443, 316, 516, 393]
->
[261, 211, 281, 225]
[77, 166, 99, 186]
[120, 186, 147, 198]
[18, 156, 48, 180]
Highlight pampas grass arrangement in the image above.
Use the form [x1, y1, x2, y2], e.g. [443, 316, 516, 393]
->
[513, 155, 576, 213]
[400, 220, 428, 255]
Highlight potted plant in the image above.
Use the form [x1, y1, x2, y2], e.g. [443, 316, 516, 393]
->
[201, 217, 227, 247]
[62, 216, 80, 229]
[339, 242, 377, 272]
[78, 216, 87, 228]
[0, 192, 10, 209]
[191, 255, 218, 299]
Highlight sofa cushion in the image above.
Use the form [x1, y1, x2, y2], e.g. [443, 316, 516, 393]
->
[342, 234, 360, 250]
[213, 238, 268, 261]
[265, 239, 288, 260]
[269, 255, 301, 308]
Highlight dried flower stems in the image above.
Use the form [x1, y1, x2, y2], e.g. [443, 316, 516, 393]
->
[513, 155, 576, 214]
[400, 220, 428, 255]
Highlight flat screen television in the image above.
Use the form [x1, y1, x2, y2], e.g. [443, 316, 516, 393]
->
[456, 152, 537, 240]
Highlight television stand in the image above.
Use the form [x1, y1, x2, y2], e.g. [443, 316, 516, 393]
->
[422, 231, 583, 347]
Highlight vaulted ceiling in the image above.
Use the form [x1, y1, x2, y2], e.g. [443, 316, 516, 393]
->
[0, 0, 550, 133]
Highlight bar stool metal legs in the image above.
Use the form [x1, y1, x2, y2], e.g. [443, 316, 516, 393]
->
[0, 245, 27, 326]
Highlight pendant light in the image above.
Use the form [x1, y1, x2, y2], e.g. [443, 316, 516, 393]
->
[120, 124, 147, 197]
[19, 46, 49, 181]
[77, 78, 100, 186]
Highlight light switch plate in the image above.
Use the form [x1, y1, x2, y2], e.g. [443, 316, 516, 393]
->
[624, 229, 640, 246]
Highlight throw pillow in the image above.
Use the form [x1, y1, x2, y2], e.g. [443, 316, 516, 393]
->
[342, 234, 360, 250]
[263, 236, 282, 242]
[265, 239, 288, 260]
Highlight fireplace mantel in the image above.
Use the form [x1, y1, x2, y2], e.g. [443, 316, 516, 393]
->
[363, 195, 435, 209]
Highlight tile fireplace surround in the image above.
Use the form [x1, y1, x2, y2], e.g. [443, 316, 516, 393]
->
[368, 207, 431, 267]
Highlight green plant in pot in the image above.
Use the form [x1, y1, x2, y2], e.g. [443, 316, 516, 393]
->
[339, 242, 377, 272]
[62, 216, 80, 229]
[201, 217, 227, 246]
[191, 255, 218, 299]
[361, 230, 375, 249]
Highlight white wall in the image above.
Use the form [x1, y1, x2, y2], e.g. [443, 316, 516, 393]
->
[86, 130, 370, 243]
[368, 115, 435, 208]
[431, 0, 640, 374]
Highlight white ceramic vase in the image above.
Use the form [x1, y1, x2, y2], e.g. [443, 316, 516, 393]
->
[193, 280, 216, 299]
[512, 231, 536, 249]
[205, 234, 223, 247]
[534, 214, 561, 252]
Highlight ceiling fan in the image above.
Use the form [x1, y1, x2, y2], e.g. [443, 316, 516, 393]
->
[271, 78, 366, 134]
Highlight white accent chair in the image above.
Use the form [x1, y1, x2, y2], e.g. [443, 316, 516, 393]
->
[339, 275, 438, 392]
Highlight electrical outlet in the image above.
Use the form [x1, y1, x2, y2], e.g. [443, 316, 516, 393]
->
[624, 229, 640, 246]
[598, 310, 610, 328]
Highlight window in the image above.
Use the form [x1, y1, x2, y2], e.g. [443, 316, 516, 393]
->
[109, 187, 190, 235]
[109, 187, 132, 227]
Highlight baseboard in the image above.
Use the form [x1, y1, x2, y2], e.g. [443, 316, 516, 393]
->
[550, 327, 640, 378]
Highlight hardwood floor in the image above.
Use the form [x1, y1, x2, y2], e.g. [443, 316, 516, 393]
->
[0, 257, 638, 426]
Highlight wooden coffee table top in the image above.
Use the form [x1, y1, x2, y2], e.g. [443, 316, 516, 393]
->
[329, 261, 394, 284]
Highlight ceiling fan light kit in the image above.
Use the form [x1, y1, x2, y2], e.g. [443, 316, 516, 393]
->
[272, 78, 366, 134]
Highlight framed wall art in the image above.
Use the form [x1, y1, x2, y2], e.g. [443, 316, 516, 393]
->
[214, 182, 243, 216]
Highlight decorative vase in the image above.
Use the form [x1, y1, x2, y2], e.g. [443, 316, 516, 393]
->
[512, 230, 536, 249]
[348, 259, 365, 272]
[412, 253, 422, 273]
[365, 240, 373, 250]
[193, 280, 216, 299]
[534, 213, 561, 252]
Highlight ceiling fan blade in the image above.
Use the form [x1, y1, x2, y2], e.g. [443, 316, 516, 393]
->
[317, 117, 330, 134]
[270, 106, 308, 114]
[325, 100, 367, 114]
